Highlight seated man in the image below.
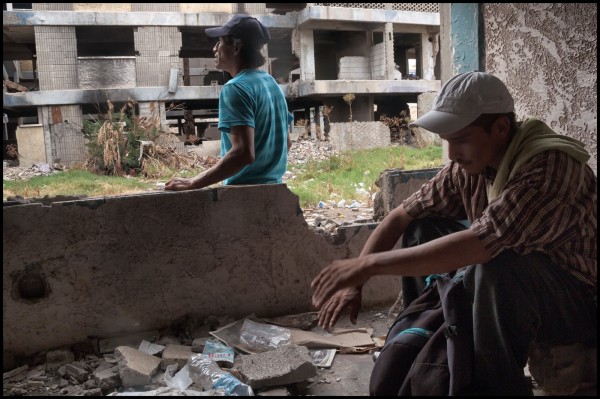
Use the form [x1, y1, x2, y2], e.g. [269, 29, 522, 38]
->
[310, 71, 597, 395]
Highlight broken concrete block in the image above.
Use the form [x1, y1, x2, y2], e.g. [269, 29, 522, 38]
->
[94, 367, 121, 392]
[161, 344, 192, 371]
[114, 346, 161, 387]
[236, 344, 317, 389]
[138, 340, 165, 356]
[65, 363, 89, 383]
[99, 330, 160, 354]
[3, 365, 29, 380]
[92, 361, 114, 376]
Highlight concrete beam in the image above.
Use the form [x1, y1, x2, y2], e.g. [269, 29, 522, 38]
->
[298, 6, 439, 28]
[3, 85, 230, 107]
[297, 79, 441, 97]
[3, 80, 441, 107]
[3, 184, 401, 357]
[2, 10, 296, 29]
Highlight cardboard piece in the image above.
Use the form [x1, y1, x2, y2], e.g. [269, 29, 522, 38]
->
[210, 315, 375, 353]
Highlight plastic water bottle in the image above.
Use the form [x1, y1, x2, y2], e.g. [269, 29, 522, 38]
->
[188, 354, 253, 396]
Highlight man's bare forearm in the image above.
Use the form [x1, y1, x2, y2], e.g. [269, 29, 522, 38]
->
[360, 205, 414, 256]
[191, 149, 251, 189]
[361, 228, 492, 278]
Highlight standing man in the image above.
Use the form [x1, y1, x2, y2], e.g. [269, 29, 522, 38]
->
[311, 72, 597, 395]
[166, 15, 293, 191]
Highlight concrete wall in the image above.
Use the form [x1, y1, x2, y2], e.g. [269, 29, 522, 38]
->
[73, 3, 132, 12]
[329, 121, 390, 152]
[134, 26, 182, 88]
[372, 168, 442, 221]
[338, 56, 371, 80]
[483, 3, 597, 171]
[369, 43, 386, 80]
[78, 57, 136, 89]
[3, 184, 402, 357]
[15, 125, 46, 167]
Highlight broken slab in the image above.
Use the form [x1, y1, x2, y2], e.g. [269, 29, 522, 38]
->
[64, 362, 89, 383]
[160, 344, 192, 371]
[3, 184, 402, 358]
[373, 168, 442, 221]
[99, 330, 160, 354]
[236, 344, 317, 389]
[93, 367, 121, 392]
[114, 346, 161, 387]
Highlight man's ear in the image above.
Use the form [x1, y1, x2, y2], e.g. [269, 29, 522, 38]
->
[493, 115, 510, 138]
[233, 43, 242, 56]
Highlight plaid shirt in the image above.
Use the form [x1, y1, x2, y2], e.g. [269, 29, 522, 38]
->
[403, 150, 597, 289]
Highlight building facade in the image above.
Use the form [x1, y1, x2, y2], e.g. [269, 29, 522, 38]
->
[3, 3, 441, 167]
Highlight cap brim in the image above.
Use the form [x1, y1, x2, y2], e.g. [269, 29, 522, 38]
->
[205, 27, 228, 38]
[409, 110, 480, 137]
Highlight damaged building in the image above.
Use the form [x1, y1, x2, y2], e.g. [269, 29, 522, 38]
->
[3, 3, 597, 396]
[3, 3, 441, 167]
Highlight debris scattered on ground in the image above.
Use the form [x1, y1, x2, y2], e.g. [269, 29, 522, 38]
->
[2, 312, 387, 397]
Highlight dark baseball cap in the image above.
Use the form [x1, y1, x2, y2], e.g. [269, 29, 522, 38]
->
[205, 15, 270, 48]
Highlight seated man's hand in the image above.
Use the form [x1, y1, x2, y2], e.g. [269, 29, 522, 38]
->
[164, 177, 195, 191]
[313, 286, 362, 330]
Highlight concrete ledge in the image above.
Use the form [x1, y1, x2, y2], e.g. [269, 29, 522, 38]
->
[3, 184, 401, 357]
[373, 168, 442, 220]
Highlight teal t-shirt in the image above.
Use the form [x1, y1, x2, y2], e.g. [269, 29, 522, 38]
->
[218, 69, 293, 185]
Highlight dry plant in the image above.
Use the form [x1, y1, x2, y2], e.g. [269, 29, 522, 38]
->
[140, 144, 202, 178]
[6, 143, 19, 159]
[83, 99, 202, 178]
[343, 93, 355, 122]
[96, 101, 127, 176]
[322, 105, 333, 138]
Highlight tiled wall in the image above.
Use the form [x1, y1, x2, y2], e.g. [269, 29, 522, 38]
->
[134, 27, 183, 87]
[34, 26, 78, 91]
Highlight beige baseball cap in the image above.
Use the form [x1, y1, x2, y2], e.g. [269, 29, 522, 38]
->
[409, 71, 514, 137]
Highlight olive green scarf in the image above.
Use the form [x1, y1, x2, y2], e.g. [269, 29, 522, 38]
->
[487, 118, 590, 202]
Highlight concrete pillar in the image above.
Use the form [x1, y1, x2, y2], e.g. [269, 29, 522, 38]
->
[318, 106, 325, 139]
[438, 3, 483, 163]
[421, 33, 435, 80]
[310, 107, 316, 139]
[260, 44, 269, 74]
[300, 30, 315, 81]
[449, 3, 483, 75]
[384, 23, 395, 80]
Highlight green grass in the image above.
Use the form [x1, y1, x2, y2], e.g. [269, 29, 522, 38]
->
[3, 169, 157, 200]
[3, 145, 442, 206]
[287, 145, 442, 207]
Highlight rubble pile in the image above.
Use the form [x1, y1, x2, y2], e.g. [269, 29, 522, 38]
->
[2, 161, 63, 181]
[3, 312, 385, 397]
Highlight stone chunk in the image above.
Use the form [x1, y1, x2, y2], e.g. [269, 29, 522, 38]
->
[236, 344, 316, 389]
[114, 346, 161, 387]
[65, 362, 89, 383]
[161, 344, 192, 371]
[99, 330, 160, 354]
[94, 367, 121, 392]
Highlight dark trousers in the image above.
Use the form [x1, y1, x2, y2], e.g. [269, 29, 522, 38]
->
[401, 217, 597, 395]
